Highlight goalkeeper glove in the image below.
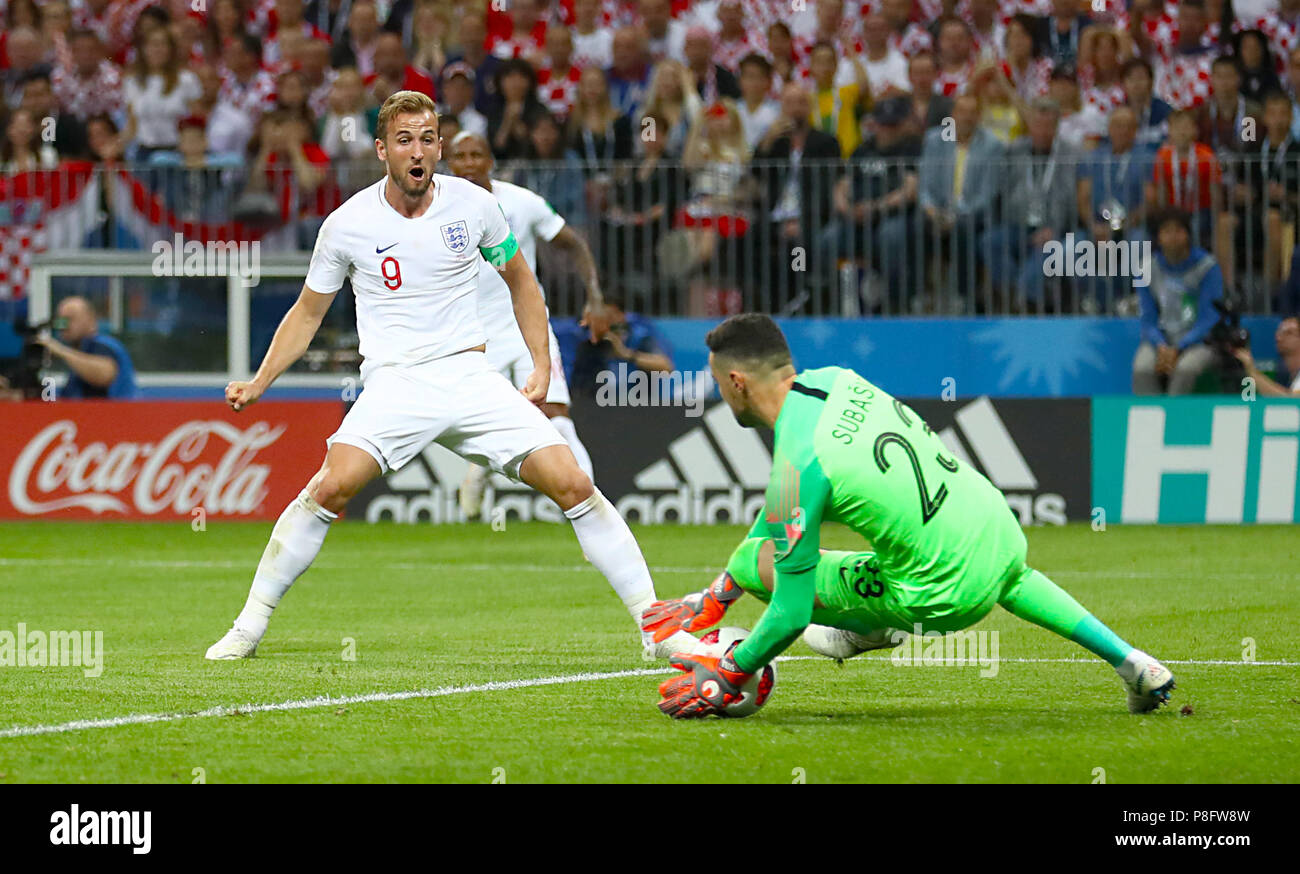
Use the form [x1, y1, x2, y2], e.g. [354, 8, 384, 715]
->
[657, 646, 753, 719]
[641, 571, 744, 643]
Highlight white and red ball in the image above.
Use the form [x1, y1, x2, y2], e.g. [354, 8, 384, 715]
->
[692, 627, 776, 717]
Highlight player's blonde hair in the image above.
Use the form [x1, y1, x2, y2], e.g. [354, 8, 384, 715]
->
[376, 90, 440, 143]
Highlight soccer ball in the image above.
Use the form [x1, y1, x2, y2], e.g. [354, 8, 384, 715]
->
[691, 627, 777, 718]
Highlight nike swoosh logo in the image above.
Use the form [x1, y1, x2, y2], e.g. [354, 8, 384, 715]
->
[375, 243, 398, 253]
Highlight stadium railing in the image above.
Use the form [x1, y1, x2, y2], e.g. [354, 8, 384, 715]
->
[15, 148, 1298, 388]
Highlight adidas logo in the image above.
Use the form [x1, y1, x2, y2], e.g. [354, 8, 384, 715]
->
[352, 396, 1067, 526]
[935, 396, 1065, 526]
[621, 396, 1066, 527]
[618, 402, 771, 524]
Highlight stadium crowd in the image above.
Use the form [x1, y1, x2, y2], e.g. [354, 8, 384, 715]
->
[3, 0, 1300, 318]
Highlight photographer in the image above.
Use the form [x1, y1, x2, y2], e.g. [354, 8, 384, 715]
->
[1133, 210, 1222, 395]
[38, 296, 139, 399]
[566, 293, 674, 398]
[1235, 316, 1300, 396]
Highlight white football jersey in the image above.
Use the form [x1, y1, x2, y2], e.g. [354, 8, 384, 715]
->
[476, 178, 566, 351]
[305, 174, 512, 375]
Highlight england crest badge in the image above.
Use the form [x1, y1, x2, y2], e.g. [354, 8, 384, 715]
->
[440, 220, 470, 253]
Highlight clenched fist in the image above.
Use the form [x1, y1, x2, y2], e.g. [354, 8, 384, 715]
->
[226, 380, 264, 412]
[520, 364, 549, 405]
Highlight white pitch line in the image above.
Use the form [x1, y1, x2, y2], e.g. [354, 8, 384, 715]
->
[0, 666, 676, 740]
[1, 656, 1294, 741]
[0, 557, 1291, 581]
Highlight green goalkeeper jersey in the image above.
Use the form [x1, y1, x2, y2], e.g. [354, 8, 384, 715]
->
[731, 366, 1026, 673]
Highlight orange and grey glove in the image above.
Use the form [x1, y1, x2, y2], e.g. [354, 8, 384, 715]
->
[656, 647, 753, 719]
[641, 571, 744, 643]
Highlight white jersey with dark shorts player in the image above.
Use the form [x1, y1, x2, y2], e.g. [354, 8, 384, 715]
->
[205, 173, 696, 661]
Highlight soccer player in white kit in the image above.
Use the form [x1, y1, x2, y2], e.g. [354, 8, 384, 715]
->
[446, 131, 600, 520]
[206, 91, 697, 661]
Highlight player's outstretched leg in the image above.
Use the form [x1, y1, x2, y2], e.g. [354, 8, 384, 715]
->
[998, 566, 1175, 712]
[518, 444, 696, 659]
[205, 444, 380, 659]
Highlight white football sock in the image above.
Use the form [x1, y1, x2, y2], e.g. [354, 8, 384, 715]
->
[549, 415, 594, 480]
[233, 490, 336, 640]
[563, 488, 655, 622]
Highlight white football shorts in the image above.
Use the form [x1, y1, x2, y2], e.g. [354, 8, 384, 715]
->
[484, 321, 572, 408]
[328, 349, 566, 477]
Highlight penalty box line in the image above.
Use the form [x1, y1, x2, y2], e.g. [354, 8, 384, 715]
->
[0, 656, 1294, 741]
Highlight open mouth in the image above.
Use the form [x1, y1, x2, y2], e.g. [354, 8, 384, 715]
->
[408, 166, 426, 181]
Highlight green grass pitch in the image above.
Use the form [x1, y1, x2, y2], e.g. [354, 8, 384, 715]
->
[0, 520, 1296, 783]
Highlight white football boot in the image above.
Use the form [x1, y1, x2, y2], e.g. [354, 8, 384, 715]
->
[1117, 650, 1176, 713]
[643, 629, 700, 661]
[459, 463, 489, 521]
[204, 627, 260, 660]
[803, 624, 904, 661]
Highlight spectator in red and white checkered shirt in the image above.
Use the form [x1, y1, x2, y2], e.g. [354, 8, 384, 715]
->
[72, 0, 153, 64]
[881, 0, 933, 58]
[1150, 0, 1217, 109]
[1078, 27, 1127, 120]
[1258, 0, 1300, 77]
[70, 0, 117, 52]
[52, 27, 122, 121]
[792, 0, 861, 77]
[713, 0, 766, 74]
[1000, 13, 1051, 102]
[219, 32, 278, 132]
[572, 0, 614, 69]
[599, 0, 641, 30]
[538, 26, 583, 120]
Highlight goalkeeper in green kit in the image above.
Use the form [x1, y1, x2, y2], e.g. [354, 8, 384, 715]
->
[645, 314, 1176, 718]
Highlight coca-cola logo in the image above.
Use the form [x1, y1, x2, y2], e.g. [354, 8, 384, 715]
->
[9, 419, 287, 516]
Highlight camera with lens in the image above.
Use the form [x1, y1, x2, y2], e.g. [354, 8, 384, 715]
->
[3, 318, 53, 398]
[1208, 299, 1251, 354]
[1207, 299, 1251, 391]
